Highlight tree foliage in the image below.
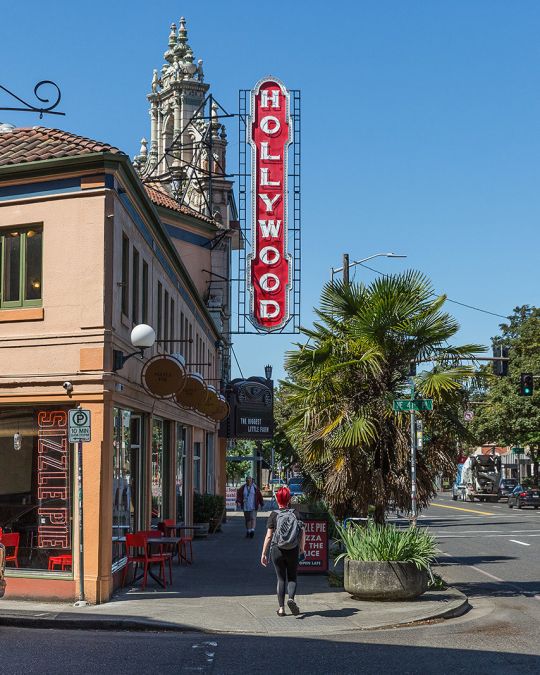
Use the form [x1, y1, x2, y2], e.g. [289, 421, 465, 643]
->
[471, 306, 540, 480]
[280, 272, 483, 521]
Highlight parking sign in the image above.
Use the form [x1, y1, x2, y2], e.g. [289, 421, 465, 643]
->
[69, 409, 91, 442]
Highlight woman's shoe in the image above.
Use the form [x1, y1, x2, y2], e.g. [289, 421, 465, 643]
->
[276, 608, 286, 617]
[287, 599, 300, 616]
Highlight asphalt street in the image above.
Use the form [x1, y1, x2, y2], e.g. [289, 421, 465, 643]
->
[1, 493, 539, 674]
[420, 491, 540, 597]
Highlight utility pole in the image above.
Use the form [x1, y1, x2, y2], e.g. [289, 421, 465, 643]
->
[343, 253, 350, 286]
[409, 377, 418, 527]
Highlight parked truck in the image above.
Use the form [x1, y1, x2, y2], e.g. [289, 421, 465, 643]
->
[452, 454, 502, 502]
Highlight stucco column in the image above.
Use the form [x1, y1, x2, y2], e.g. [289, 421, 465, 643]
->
[78, 397, 113, 604]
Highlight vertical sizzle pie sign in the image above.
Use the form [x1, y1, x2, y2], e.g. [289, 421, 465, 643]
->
[248, 77, 292, 330]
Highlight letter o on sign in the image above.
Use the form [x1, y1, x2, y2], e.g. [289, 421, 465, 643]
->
[260, 273, 280, 292]
[260, 115, 281, 136]
[260, 246, 280, 265]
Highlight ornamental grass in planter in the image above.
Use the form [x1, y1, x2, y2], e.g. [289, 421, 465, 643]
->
[336, 522, 438, 601]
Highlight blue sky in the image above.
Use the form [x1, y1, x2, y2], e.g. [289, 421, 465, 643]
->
[2, 1, 539, 380]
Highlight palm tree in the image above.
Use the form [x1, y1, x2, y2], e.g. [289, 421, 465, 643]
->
[282, 271, 483, 522]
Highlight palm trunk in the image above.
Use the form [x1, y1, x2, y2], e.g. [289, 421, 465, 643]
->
[373, 504, 385, 525]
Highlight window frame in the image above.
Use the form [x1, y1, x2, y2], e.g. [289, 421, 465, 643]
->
[164, 289, 169, 348]
[157, 281, 163, 341]
[121, 233, 130, 317]
[0, 225, 43, 309]
[193, 441, 201, 492]
[170, 298, 175, 352]
[132, 247, 140, 324]
[142, 260, 149, 324]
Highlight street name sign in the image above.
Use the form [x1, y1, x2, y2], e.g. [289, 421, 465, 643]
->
[68, 409, 91, 443]
[393, 399, 433, 412]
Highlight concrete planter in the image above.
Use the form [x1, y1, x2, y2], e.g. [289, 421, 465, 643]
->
[344, 559, 428, 601]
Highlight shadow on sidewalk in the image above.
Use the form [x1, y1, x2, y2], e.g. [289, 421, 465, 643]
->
[113, 511, 334, 602]
[294, 607, 360, 620]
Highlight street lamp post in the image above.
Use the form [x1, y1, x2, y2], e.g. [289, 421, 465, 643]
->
[331, 252, 407, 284]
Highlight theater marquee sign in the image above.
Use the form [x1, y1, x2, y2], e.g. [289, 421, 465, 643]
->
[247, 77, 292, 331]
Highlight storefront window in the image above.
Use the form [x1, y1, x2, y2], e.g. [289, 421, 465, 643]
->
[176, 425, 187, 521]
[112, 409, 134, 567]
[0, 407, 72, 572]
[152, 418, 169, 525]
[206, 433, 215, 494]
[193, 442, 201, 492]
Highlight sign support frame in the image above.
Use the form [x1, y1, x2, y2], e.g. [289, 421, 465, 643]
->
[69, 407, 91, 607]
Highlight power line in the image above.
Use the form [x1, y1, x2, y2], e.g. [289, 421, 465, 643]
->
[358, 263, 508, 320]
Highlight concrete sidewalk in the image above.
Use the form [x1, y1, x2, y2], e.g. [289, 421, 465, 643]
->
[0, 513, 468, 635]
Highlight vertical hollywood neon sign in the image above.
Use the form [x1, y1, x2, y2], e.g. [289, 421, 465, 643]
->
[37, 410, 70, 549]
[248, 77, 292, 330]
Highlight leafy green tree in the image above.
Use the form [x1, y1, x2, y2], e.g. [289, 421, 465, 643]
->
[281, 272, 483, 522]
[471, 306, 540, 481]
[260, 384, 299, 472]
[226, 439, 253, 484]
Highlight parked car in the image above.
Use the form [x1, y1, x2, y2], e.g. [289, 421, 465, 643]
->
[508, 485, 540, 509]
[498, 478, 519, 501]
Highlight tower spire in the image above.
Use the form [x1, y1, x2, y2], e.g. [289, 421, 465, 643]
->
[178, 17, 188, 46]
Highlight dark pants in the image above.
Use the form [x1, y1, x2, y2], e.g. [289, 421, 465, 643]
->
[271, 545, 299, 607]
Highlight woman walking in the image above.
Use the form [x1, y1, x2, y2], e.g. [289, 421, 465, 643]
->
[260, 486, 305, 616]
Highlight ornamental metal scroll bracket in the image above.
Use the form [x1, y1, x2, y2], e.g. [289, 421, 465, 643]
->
[0, 80, 65, 118]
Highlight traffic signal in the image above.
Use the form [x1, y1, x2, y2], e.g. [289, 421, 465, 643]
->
[520, 373, 534, 396]
[492, 346, 509, 376]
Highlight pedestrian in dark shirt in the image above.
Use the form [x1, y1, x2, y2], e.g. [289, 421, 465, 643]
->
[236, 476, 264, 538]
[261, 486, 305, 616]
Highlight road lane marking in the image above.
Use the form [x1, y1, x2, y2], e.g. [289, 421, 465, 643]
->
[435, 534, 540, 539]
[509, 539, 531, 546]
[441, 552, 504, 581]
[442, 528, 540, 533]
[431, 503, 494, 516]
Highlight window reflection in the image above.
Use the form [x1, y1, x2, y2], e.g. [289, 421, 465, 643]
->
[152, 418, 164, 524]
[112, 409, 133, 566]
[0, 408, 72, 572]
[25, 229, 42, 301]
[3, 233, 21, 303]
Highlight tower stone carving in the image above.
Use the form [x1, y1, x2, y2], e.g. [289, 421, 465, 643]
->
[134, 17, 235, 384]
[133, 17, 231, 225]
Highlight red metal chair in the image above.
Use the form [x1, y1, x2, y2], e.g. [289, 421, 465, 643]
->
[122, 533, 168, 590]
[158, 519, 176, 535]
[1, 532, 20, 568]
[48, 554, 72, 571]
[142, 529, 174, 583]
[158, 521, 193, 565]
[179, 535, 193, 565]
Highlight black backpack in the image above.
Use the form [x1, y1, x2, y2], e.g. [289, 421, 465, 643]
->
[273, 509, 301, 549]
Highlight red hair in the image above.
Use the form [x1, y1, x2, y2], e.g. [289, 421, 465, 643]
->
[276, 486, 291, 508]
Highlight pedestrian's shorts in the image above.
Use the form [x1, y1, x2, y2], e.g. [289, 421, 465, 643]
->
[244, 510, 257, 525]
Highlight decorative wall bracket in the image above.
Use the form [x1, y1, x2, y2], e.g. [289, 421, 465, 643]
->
[0, 80, 65, 118]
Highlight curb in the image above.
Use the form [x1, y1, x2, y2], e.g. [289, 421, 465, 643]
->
[0, 587, 470, 635]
